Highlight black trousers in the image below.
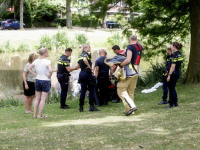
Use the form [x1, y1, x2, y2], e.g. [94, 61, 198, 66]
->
[57, 74, 69, 106]
[167, 73, 179, 106]
[97, 76, 109, 105]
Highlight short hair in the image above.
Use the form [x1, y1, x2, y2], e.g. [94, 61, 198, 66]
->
[112, 45, 120, 50]
[99, 49, 107, 55]
[28, 53, 37, 64]
[65, 48, 72, 52]
[129, 35, 137, 41]
[37, 48, 48, 56]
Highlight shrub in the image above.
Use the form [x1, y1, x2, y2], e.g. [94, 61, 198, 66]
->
[0, 96, 23, 108]
[16, 43, 31, 52]
[107, 33, 123, 47]
[137, 63, 165, 87]
[75, 33, 89, 46]
[0, 41, 15, 52]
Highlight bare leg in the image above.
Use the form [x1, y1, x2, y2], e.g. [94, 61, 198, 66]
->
[24, 96, 31, 112]
[38, 92, 49, 117]
[34, 91, 42, 117]
[28, 95, 35, 112]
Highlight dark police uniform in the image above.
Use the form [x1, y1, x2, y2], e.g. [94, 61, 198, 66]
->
[160, 54, 172, 104]
[78, 51, 95, 107]
[57, 55, 71, 108]
[95, 56, 110, 105]
[167, 51, 183, 106]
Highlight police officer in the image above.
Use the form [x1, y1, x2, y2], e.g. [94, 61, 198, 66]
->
[94, 49, 111, 106]
[57, 48, 79, 109]
[158, 46, 172, 105]
[78, 43, 99, 112]
[166, 42, 183, 108]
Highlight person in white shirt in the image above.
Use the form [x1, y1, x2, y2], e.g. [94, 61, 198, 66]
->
[28, 48, 53, 118]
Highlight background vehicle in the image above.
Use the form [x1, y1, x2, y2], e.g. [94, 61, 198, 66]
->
[1, 19, 26, 30]
[101, 21, 121, 29]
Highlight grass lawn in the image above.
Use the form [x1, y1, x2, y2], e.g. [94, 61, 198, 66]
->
[0, 83, 200, 150]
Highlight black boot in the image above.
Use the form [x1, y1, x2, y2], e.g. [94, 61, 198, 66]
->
[165, 104, 175, 109]
[89, 105, 99, 111]
[79, 106, 83, 112]
[158, 99, 168, 105]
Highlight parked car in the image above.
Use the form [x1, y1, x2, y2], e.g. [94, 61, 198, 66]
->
[1, 19, 26, 30]
[101, 21, 121, 29]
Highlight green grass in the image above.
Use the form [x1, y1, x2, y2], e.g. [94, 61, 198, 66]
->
[0, 83, 200, 149]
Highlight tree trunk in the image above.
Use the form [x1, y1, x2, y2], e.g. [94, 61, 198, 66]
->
[130, 8, 134, 24]
[20, 0, 24, 29]
[66, 0, 72, 28]
[181, 0, 200, 83]
[102, 13, 107, 28]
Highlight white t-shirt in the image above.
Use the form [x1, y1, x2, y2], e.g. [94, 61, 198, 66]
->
[32, 58, 51, 81]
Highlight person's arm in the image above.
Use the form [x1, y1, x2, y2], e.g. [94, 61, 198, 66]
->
[65, 64, 79, 72]
[94, 66, 99, 78]
[47, 64, 53, 79]
[136, 40, 143, 47]
[22, 71, 29, 90]
[120, 50, 132, 67]
[167, 64, 176, 82]
[28, 64, 37, 76]
[83, 57, 92, 70]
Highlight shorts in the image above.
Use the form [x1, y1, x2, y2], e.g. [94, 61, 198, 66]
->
[23, 81, 35, 96]
[35, 79, 51, 93]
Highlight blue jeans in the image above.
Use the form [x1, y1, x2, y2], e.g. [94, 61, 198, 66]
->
[57, 74, 69, 106]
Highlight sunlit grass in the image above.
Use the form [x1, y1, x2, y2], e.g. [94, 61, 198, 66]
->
[0, 83, 200, 149]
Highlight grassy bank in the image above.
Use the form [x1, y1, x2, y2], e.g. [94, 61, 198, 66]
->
[0, 83, 200, 150]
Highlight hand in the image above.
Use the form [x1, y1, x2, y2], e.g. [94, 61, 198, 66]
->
[25, 84, 29, 90]
[46, 75, 51, 79]
[167, 76, 170, 82]
[86, 66, 92, 70]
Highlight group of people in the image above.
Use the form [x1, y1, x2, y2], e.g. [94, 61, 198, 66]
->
[22, 34, 183, 118]
[158, 42, 183, 108]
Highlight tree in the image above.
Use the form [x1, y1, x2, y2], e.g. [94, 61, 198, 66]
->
[66, 0, 72, 28]
[92, 0, 200, 84]
[20, 0, 24, 29]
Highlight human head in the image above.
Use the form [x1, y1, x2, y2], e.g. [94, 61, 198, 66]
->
[81, 43, 90, 52]
[28, 53, 37, 63]
[112, 45, 120, 54]
[172, 42, 182, 52]
[166, 46, 172, 55]
[37, 48, 49, 57]
[129, 35, 137, 43]
[99, 49, 107, 56]
[65, 48, 72, 57]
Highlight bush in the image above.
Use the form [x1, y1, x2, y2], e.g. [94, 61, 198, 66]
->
[0, 96, 23, 108]
[33, 2, 58, 27]
[137, 63, 165, 87]
[0, 41, 15, 52]
[107, 33, 124, 47]
[75, 33, 89, 46]
[1, 11, 14, 20]
[16, 43, 31, 52]
[54, 18, 66, 27]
